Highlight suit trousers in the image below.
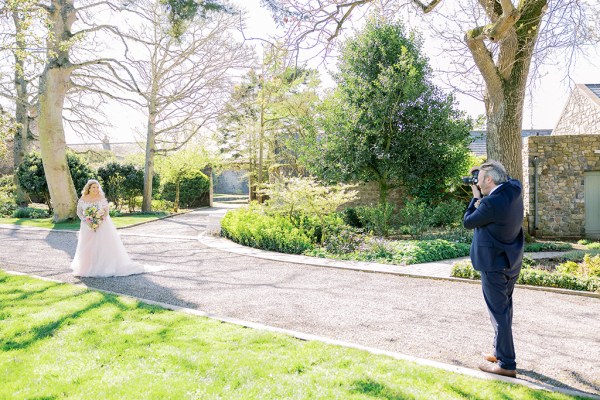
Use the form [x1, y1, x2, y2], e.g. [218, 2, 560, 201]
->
[480, 266, 521, 370]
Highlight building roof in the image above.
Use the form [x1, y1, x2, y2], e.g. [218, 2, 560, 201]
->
[67, 142, 144, 159]
[468, 129, 552, 156]
[585, 83, 600, 99]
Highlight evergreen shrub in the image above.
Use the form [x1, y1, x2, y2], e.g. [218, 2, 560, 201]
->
[11, 207, 49, 219]
[0, 175, 17, 217]
[161, 171, 209, 208]
[524, 242, 572, 252]
[221, 207, 313, 254]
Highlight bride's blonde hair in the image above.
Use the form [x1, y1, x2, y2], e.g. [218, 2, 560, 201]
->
[81, 179, 105, 197]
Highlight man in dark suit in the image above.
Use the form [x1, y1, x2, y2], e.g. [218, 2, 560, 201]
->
[463, 160, 524, 378]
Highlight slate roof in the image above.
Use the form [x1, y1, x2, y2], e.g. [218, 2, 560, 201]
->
[585, 84, 600, 99]
[468, 129, 552, 156]
[67, 142, 144, 159]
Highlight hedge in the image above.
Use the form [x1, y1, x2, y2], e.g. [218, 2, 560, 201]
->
[451, 261, 600, 293]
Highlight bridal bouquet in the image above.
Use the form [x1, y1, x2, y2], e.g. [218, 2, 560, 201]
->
[84, 206, 105, 232]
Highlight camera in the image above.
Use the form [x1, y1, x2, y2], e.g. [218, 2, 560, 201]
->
[462, 169, 479, 185]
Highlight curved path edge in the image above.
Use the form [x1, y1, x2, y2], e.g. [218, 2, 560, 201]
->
[198, 234, 600, 300]
[4, 269, 598, 400]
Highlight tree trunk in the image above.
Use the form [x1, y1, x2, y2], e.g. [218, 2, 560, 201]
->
[38, 0, 78, 222]
[39, 67, 77, 222]
[12, 11, 31, 207]
[485, 82, 526, 180]
[174, 182, 180, 212]
[465, 0, 545, 182]
[378, 178, 389, 205]
[257, 99, 265, 204]
[142, 113, 157, 212]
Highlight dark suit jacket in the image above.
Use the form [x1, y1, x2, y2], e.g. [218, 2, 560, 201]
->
[463, 179, 524, 272]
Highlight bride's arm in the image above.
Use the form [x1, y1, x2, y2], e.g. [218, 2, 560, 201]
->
[76, 199, 85, 221]
[100, 198, 110, 218]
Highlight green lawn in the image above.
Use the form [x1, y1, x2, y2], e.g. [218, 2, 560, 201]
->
[0, 213, 166, 230]
[0, 271, 586, 400]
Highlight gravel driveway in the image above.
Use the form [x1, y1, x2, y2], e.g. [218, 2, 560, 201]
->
[1, 210, 599, 396]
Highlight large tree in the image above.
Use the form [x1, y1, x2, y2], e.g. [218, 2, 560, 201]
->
[217, 46, 320, 201]
[0, 0, 46, 205]
[121, 0, 251, 212]
[1, 0, 229, 222]
[261, 0, 599, 181]
[305, 18, 471, 204]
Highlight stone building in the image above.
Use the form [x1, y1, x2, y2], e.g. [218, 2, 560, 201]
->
[552, 84, 600, 136]
[523, 83, 600, 238]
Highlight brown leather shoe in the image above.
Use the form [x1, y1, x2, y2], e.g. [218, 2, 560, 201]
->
[478, 363, 517, 378]
[481, 352, 498, 363]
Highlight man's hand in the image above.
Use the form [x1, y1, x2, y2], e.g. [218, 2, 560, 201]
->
[471, 184, 482, 199]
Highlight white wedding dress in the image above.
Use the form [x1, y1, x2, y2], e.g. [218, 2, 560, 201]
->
[71, 198, 146, 277]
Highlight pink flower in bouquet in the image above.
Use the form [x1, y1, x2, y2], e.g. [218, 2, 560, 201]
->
[84, 205, 105, 232]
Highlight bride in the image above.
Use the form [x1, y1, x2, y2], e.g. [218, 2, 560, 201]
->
[71, 179, 146, 277]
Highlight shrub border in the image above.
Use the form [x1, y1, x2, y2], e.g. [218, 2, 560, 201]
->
[199, 234, 600, 299]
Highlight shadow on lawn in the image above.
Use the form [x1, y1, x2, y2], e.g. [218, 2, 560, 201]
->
[519, 369, 600, 399]
[0, 279, 171, 352]
[350, 378, 415, 399]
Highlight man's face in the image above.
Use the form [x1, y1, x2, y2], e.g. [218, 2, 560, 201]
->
[478, 170, 493, 196]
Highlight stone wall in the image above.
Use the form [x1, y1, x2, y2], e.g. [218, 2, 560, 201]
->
[345, 181, 405, 208]
[553, 84, 600, 136]
[523, 134, 600, 237]
[0, 141, 14, 175]
[213, 170, 249, 195]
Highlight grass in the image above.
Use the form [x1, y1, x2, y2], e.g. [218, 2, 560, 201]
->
[0, 213, 167, 230]
[0, 270, 587, 400]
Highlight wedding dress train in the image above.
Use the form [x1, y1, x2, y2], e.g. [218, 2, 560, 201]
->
[71, 198, 147, 277]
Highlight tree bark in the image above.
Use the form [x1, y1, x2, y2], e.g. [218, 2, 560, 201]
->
[39, 67, 78, 221]
[465, 0, 546, 181]
[12, 11, 32, 206]
[142, 111, 157, 212]
[174, 182, 180, 212]
[38, 0, 79, 222]
[378, 179, 389, 205]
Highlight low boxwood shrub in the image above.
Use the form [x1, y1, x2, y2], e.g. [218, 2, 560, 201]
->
[524, 241, 572, 252]
[418, 227, 473, 244]
[322, 221, 363, 254]
[308, 238, 470, 266]
[451, 261, 600, 293]
[429, 199, 465, 227]
[11, 207, 50, 219]
[451, 260, 481, 279]
[221, 207, 314, 254]
[354, 203, 398, 236]
[388, 239, 470, 264]
[0, 175, 17, 217]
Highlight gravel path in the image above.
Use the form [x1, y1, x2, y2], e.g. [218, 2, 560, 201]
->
[1, 210, 599, 396]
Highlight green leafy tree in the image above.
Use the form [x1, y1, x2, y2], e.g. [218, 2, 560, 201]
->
[261, 176, 357, 243]
[16, 152, 95, 212]
[305, 19, 472, 205]
[98, 162, 159, 212]
[262, 0, 599, 181]
[156, 147, 214, 212]
[217, 46, 321, 202]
